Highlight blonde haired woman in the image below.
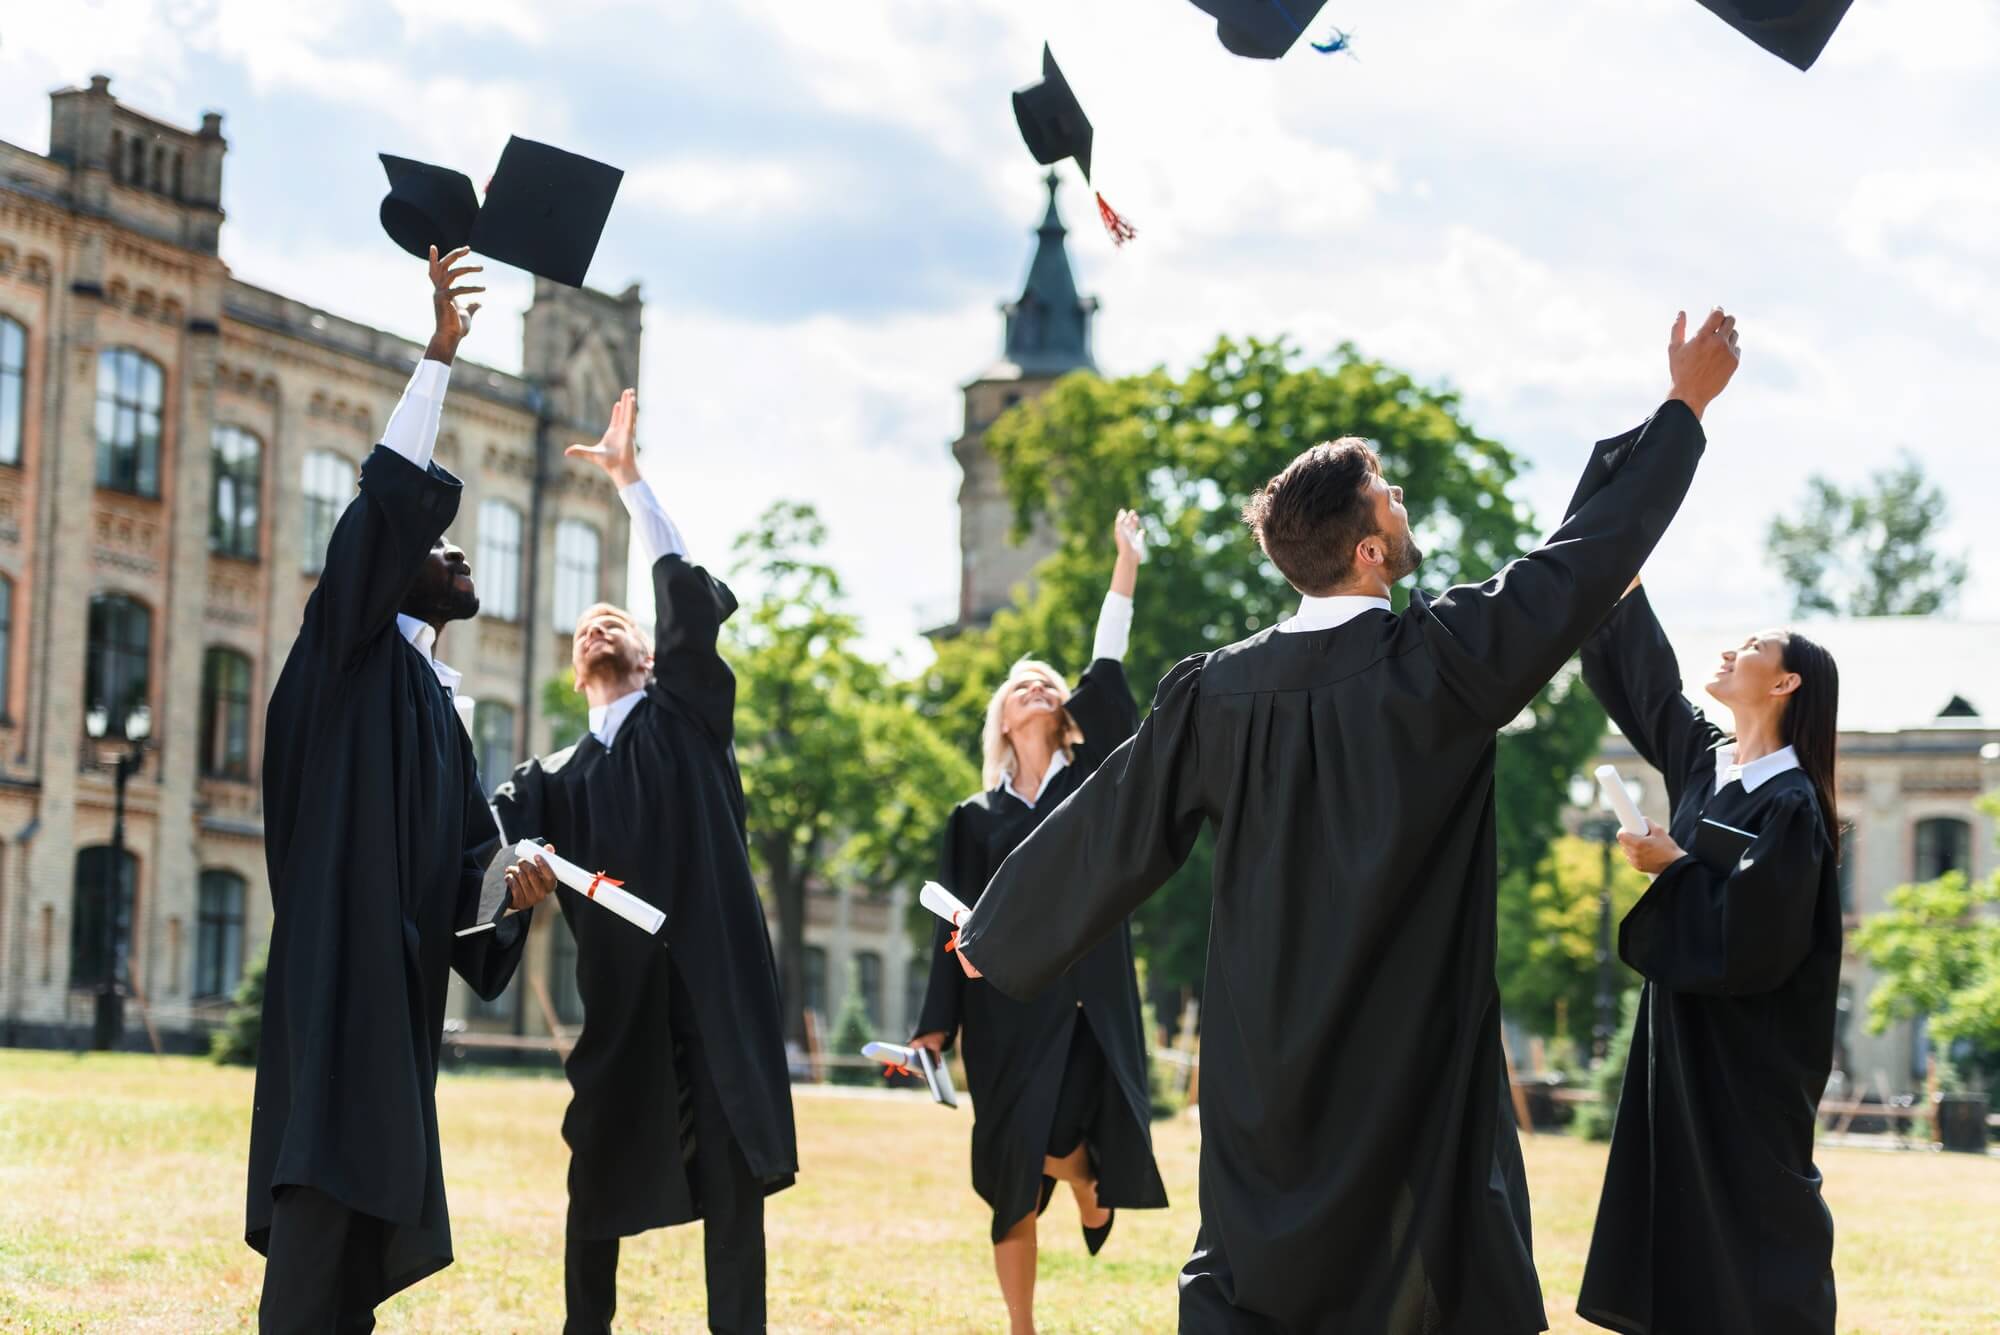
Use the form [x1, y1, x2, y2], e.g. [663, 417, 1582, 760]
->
[912, 511, 1167, 1335]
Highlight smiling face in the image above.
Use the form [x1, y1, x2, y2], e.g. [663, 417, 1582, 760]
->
[998, 665, 1068, 742]
[571, 602, 653, 686]
[399, 537, 478, 626]
[1704, 629, 1802, 710]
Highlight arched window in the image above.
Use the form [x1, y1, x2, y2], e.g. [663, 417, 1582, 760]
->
[95, 347, 165, 496]
[473, 700, 516, 794]
[0, 576, 13, 723]
[0, 314, 25, 467]
[170, 153, 184, 200]
[195, 870, 246, 999]
[477, 499, 523, 621]
[550, 914, 585, 1025]
[70, 846, 137, 989]
[85, 594, 151, 738]
[802, 945, 827, 1028]
[300, 450, 354, 574]
[855, 950, 884, 1027]
[128, 136, 145, 184]
[552, 519, 601, 631]
[1914, 817, 1971, 882]
[201, 647, 253, 779]
[151, 145, 166, 191]
[210, 425, 262, 559]
[110, 130, 125, 182]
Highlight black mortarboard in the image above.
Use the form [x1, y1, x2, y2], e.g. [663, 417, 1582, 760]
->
[1691, 0, 1853, 71]
[1187, 0, 1332, 60]
[1012, 44, 1094, 183]
[378, 155, 480, 260]
[468, 137, 623, 289]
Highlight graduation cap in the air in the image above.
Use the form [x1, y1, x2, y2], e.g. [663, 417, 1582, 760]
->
[1186, 0, 1347, 60]
[1012, 45, 1137, 247]
[377, 137, 623, 288]
[1690, 0, 1853, 71]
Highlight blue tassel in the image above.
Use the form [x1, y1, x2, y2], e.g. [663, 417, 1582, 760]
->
[1310, 26, 1357, 57]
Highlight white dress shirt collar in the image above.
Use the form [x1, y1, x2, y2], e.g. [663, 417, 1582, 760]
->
[396, 613, 462, 694]
[588, 687, 648, 750]
[1002, 749, 1071, 810]
[1277, 593, 1393, 634]
[1715, 743, 1801, 794]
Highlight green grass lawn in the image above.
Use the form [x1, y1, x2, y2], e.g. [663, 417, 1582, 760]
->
[1, 1051, 1994, 1332]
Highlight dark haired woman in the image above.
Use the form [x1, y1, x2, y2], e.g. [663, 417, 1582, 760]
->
[1575, 576, 1842, 1335]
[910, 511, 1168, 1335]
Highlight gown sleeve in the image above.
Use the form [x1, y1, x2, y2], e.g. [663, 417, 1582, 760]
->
[304, 445, 462, 670]
[452, 748, 532, 999]
[1619, 787, 1825, 996]
[958, 654, 1208, 1001]
[645, 554, 740, 746]
[912, 811, 970, 1046]
[1579, 585, 1727, 807]
[1064, 658, 1140, 760]
[1419, 401, 1705, 729]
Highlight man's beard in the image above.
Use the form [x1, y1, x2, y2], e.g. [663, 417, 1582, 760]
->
[579, 642, 642, 684]
[1386, 530, 1424, 583]
[401, 580, 479, 626]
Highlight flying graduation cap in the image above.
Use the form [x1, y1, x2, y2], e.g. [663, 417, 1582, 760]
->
[1186, 0, 1343, 60]
[1012, 44, 1137, 247]
[378, 137, 623, 288]
[1690, 0, 1853, 71]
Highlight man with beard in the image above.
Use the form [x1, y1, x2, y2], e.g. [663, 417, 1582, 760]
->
[247, 245, 557, 1333]
[955, 310, 1743, 1333]
[494, 389, 796, 1335]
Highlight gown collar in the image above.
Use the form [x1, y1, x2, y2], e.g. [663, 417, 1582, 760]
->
[396, 613, 462, 695]
[1714, 743, 1801, 794]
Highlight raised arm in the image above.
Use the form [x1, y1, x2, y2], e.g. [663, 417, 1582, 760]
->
[1066, 510, 1146, 747]
[1579, 580, 1726, 803]
[1422, 308, 1739, 728]
[958, 654, 1208, 1000]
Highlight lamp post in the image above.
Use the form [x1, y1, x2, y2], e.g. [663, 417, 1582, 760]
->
[1569, 772, 1641, 1065]
[84, 702, 151, 1052]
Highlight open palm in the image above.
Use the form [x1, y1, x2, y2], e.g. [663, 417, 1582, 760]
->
[566, 388, 639, 486]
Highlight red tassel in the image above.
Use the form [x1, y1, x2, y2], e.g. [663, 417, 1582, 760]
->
[1096, 192, 1137, 247]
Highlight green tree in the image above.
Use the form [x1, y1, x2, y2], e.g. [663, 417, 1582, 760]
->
[1571, 987, 1641, 1142]
[827, 967, 879, 1088]
[1851, 798, 2000, 1090]
[919, 338, 1608, 1006]
[1495, 836, 1649, 1042]
[730, 502, 977, 1046]
[541, 668, 589, 752]
[209, 948, 265, 1066]
[1767, 452, 1969, 617]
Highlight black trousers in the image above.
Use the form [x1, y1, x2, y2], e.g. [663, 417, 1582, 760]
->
[564, 973, 767, 1335]
[258, 1186, 385, 1335]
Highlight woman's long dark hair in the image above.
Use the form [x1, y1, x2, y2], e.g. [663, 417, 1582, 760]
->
[1779, 633, 1840, 845]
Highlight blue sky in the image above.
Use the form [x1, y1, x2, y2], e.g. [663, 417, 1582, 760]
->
[6, 0, 1999, 668]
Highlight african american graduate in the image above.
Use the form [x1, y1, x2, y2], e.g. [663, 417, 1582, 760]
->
[492, 389, 797, 1335]
[911, 511, 1167, 1335]
[955, 308, 1746, 1335]
[1574, 580, 1842, 1335]
[246, 247, 557, 1333]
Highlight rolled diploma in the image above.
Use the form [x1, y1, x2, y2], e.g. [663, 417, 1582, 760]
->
[862, 1041, 917, 1067]
[522, 840, 665, 935]
[919, 881, 972, 928]
[1594, 764, 1650, 836]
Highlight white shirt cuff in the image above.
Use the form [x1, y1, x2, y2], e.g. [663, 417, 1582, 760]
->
[1091, 590, 1133, 664]
[619, 478, 688, 564]
[380, 358, 452, 470]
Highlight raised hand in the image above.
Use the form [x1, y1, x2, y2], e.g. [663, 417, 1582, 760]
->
[424, 245, 484, 364]
[1666, 307, 1741, 420]
[1113, 508, 1145, 565]
[565, 388, 640, 487]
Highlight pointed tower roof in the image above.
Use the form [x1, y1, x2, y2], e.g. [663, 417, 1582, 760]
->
[985, 170, 1098, 380]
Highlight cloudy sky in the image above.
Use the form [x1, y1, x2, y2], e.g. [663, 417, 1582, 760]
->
[5, 0, 1997, 667]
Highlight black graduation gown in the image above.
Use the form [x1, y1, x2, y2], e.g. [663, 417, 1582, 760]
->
[492, 553, 797, 1240]
[1575, 589, 1839, 1335]
[914, 659, 1169, 1243]
[246, 445, 529, 1303]
[957, 402, 1708, 1334]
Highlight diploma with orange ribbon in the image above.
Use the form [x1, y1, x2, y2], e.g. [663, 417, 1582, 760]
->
[919, 881, 973, 954]
[861, 1040, 959, 1108]
[456, 839, 665, 937]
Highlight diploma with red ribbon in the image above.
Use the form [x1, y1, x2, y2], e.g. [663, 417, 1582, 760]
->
[861, 1040, 958, 1108]
[919, 880, 973, 956]
[457, 839, 664, 937]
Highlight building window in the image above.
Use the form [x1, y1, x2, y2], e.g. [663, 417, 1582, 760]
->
[1837, 826, 1856, 915]
[0, 576, 12, 722]
[855, 950, 884, 1028]
[552, 520, 601, 631]
[94, 347, 165, 497]
[195, 870, 246, 999]
[0, 314, 24, 466]
[551, 913, 585, 1025]
[478, 500, 524, 621]
[70, 846, 137, 989]
[209, 425, 262, 559]
[473, 700, 516, 794]
[1913, 817, 1971, 882]
[85, 594, 151, 739]
[802, 945, 827, 1028]
[201, 647, 253, 779]
[301, 450, 353, 574]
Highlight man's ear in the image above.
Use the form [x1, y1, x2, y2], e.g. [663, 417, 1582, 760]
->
[1355, 536, 1385, 571]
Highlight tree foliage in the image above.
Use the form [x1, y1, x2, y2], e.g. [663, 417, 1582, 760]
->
[1767, 452, 1969, 617]
[917, 337, 1608, 1009]
[1494, 836, 1649, 1042]
[209, 949, 266, 1066]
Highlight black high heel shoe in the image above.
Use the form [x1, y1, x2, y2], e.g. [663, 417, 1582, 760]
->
[1082, 1206, 1114, 1256]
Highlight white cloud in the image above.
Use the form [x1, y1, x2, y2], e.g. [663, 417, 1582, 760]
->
[622, 157, 819, 219]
